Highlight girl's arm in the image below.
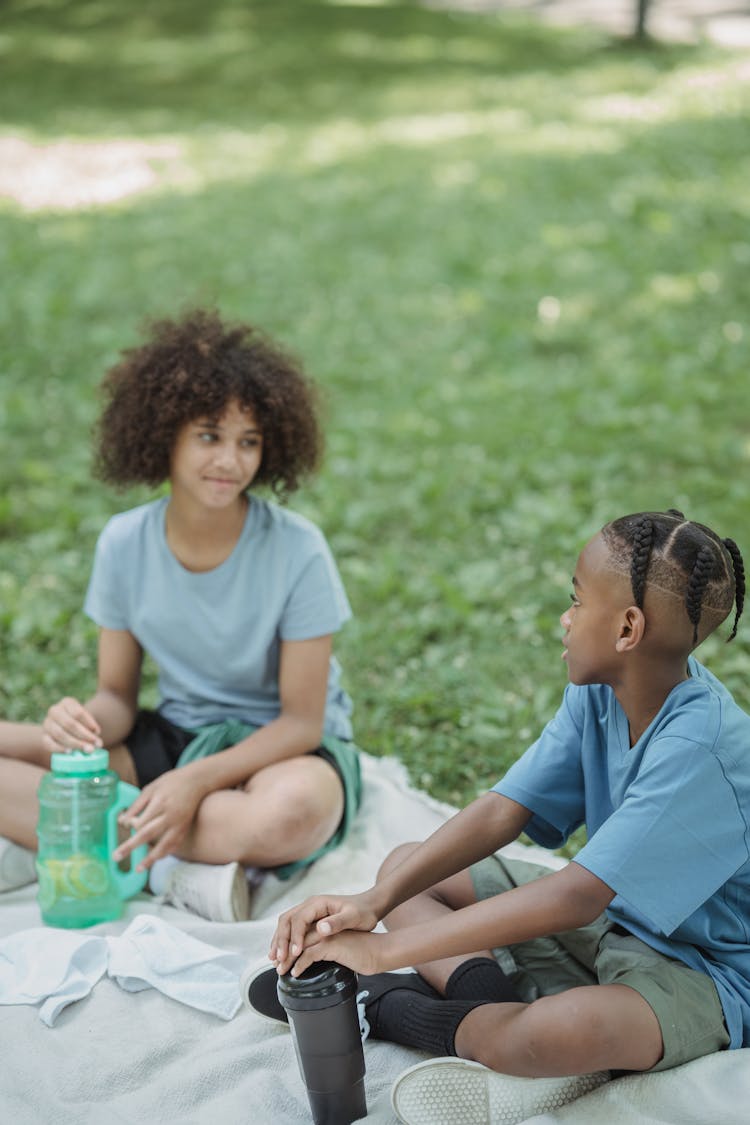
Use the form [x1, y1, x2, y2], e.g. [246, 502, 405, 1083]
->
[42, 628, 142, 753]
[170, 633, 333, 793]
[113, 634, 334, 865]
[271, 792, 531, 970]
[288, 860, 615, 979]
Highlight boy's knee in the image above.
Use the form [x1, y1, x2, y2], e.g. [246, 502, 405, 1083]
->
[377, 841, 420, 881]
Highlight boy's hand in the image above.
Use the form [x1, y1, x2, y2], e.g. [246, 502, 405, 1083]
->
[270, 890, 380, 974]
[42, 697, 103, 754]
[285, 928, 386, 979]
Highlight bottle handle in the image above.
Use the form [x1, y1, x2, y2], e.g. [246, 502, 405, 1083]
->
[107, 780, 149, 899]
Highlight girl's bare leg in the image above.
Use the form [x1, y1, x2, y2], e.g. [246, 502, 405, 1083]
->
[174, 754, 345, 867]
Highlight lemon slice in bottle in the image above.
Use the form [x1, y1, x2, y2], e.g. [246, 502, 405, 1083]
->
[37, 862, 60, 910]
[61, 855, 110, 898]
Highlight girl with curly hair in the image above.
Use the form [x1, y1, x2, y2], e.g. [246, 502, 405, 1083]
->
[0, 309, 361, 922]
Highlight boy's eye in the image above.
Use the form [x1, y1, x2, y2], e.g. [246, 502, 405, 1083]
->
[570, 593, 581, 607]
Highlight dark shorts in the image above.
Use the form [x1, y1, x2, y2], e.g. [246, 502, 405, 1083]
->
[124, 709, 362, 879]
[471, 852, 730, 1073]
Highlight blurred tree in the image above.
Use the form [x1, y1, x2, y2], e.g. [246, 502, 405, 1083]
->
[636, 0, 651, 38]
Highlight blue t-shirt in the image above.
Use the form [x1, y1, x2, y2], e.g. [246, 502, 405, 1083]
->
[494, 657, 750, 1049]
[84, 496, 354, 740]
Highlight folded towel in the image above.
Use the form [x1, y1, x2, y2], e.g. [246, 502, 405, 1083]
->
[0, 914, 244, 1026]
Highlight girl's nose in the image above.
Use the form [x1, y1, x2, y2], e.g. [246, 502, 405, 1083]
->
[215, 442, 238, 466]
[560, 607, 572, 629]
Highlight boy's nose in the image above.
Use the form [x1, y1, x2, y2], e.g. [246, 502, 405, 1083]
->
[560, 608, 571, 629]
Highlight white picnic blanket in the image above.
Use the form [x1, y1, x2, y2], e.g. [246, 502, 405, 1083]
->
[0, 751, 747, 1124]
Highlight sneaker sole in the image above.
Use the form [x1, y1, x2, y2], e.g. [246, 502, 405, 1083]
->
[241, 962, 288, 1026]
[225, 862, 251, 923]
[391, 1057, 609, 1125]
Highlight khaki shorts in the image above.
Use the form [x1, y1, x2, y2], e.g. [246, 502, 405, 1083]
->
[471, 852, 730, 1072]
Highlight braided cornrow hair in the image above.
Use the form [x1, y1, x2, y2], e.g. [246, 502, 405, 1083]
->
[722, 538, 746, 641]
[629, 516, 655, 609]
[602, 509, 745, 646]
[685, 545, 717, 646]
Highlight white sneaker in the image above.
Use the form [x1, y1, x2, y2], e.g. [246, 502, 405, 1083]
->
[162, 860, 251, 923]
[0, 836, 37, 892]
[391, 1057, 610, 1125]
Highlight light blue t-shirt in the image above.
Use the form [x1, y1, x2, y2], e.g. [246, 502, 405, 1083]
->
[84, 496, 354, 740]
[494, 657, 750, 1049]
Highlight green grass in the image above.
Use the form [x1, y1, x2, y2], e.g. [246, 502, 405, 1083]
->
[1, 0, 749, 819]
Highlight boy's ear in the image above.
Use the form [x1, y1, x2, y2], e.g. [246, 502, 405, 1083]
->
[616, 606, 646, 652]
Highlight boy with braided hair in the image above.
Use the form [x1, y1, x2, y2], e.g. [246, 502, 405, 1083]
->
[251, 509, 749, 1125]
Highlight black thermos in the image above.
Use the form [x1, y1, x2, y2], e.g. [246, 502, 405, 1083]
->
[277, 961, 367, 1125]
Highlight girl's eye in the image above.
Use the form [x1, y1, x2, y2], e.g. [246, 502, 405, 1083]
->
[570, 593, 581, 607]
[241, 438, 261, 448]
[198, 431, 217, 442]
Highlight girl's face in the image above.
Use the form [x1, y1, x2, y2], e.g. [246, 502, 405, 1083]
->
[559, 533, 632, 686]
[169, 399, 263, 510]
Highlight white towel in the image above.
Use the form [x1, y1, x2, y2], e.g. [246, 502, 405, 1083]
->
[0, 913, 244, 1026]
[0, 927, 108, 1027]
[106, 914, 244, 1019]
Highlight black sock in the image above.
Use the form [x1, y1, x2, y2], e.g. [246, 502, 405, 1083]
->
[366, 988, 482, 1057]
[445, 956, 521, 1004]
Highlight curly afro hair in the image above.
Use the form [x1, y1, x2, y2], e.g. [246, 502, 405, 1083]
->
[94, 308, 322, 499]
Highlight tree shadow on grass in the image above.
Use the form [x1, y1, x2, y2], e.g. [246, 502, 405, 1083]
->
[1, 0, 707, 133]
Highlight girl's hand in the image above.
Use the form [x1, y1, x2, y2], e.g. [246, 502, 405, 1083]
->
[287, 928, 386, 979]
[270, 891, 380, 975]
[42, 697, 103, 754]
[113, 769, 207, 871]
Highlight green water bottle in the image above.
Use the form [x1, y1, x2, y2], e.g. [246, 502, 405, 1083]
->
[36, 749, 148, 928]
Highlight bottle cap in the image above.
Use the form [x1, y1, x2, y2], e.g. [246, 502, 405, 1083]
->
[277, 961, 357, 1009]
[50, 748, 110, 775]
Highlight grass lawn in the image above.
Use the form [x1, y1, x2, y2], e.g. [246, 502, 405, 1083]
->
[1, 0, 749, 825]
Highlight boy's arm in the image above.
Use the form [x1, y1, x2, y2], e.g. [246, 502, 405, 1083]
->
[376, 859, 613, 969]
[288, 860, 614, 978]
[271, 792, 531, 971]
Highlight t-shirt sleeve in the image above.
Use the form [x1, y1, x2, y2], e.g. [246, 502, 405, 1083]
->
[279, 536, 352, 642]
[493, 686, 588, 848]
[83, 520, 131, 631]
[574, 735, 749, 935]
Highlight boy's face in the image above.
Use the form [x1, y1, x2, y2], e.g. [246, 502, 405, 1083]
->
[170, 399, 263, 510]
[560, 533, 633, 686]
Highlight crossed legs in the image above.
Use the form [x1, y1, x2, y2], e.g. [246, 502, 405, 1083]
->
[378, 842, 663, 1076]
[0, 722, 345, 871]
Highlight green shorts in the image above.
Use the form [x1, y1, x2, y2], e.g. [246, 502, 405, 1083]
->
[129, 711, 363, 881]
[272, 735, 363, 880]
[471, 852, 730, 1072]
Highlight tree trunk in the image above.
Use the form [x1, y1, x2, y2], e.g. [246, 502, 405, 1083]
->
[636, 0, 651, 38]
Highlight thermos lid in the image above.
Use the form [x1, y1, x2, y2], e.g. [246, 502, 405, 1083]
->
[277, 960, 356, 1007]
[50, 748, 110, 775]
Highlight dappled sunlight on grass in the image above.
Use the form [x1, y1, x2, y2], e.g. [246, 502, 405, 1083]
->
[0, 135, 188, 211]
[1, 0, 749, 807]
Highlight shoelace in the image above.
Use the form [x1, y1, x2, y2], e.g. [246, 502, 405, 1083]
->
[355, 989, 371, 1041]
